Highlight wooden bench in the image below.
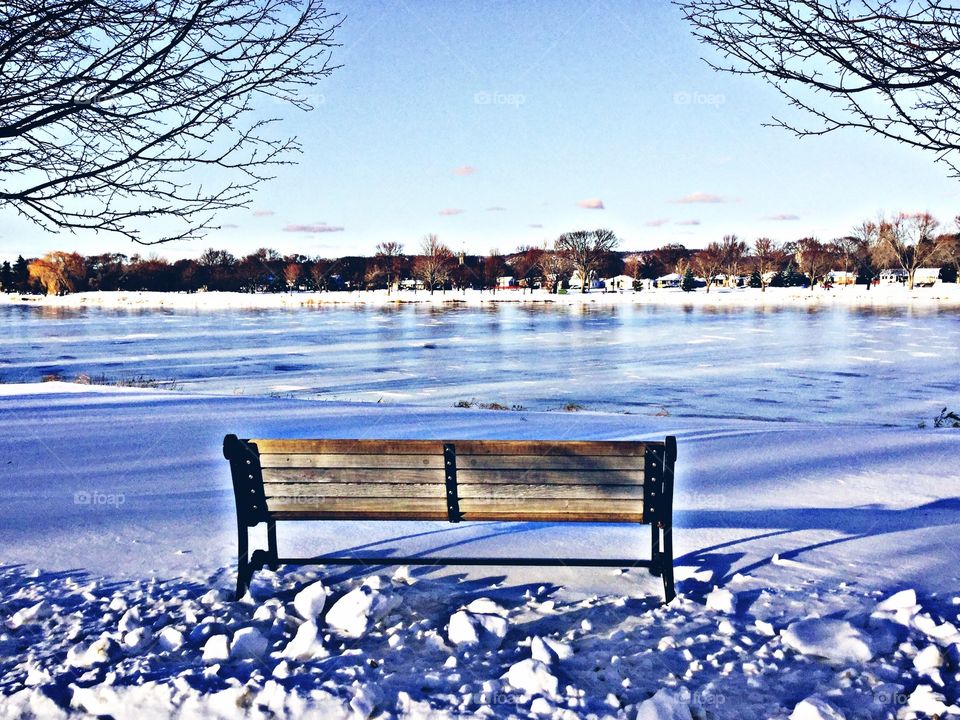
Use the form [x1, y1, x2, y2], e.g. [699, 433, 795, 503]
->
[223, 435, 677, 603]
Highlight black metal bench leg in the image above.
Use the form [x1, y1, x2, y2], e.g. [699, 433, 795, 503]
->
[650, 524, 662, 577]
[661, 525, 676, 603]
[236, 521, 250, 601]
[267, 520, 279, 571]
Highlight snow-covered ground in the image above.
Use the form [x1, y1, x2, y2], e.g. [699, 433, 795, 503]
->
[2, 382, 960, 719]
[3, 283, 960, 311]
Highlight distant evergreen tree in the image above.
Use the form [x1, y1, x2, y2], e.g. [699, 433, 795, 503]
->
[783, 263, 806, 287]
[0, 261, 11, 291]
[769, 269, 786, 287]
[13, 256, 29, 292]
[681, 267, 696, 292]
[749, 269, 762, 288]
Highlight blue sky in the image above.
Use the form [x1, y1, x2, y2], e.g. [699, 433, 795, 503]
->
[3, 0, 959, 261]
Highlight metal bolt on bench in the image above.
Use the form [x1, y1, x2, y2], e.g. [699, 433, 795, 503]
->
[223, 435, 677, 603]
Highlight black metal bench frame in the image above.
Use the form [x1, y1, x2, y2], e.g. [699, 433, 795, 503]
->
[223, 434, 677, 603]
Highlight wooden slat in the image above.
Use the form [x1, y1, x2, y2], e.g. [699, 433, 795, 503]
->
[271, 509, 451, 520]
[258, 454, 444, 470]
[265, 497, 447, 516]
[456, 468, 643, 484]
[457, 455, 645, 471]
[262, 468, 445, 484]
[249, 439, 443, 455]
[453, 440, 650, 457]
[456, 483, 643, 500]
[460, 498, 643, 521]
[264, 483, 444, 499]
[463, 508, 643, 523]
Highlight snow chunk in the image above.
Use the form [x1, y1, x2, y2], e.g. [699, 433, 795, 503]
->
[292, 580, 328, 621]
[501, 659, 558, 699]
[905, 685, 960, 717]
[635, 688, 693, 720]
[876, 589, 917, 612]
[790, 696, 846, 720]
[705, 587, 735, 614]
[324, 581, 401, 638]
[447, 608, 508, 648]
[913, 645, 943, 672]
[67, 636, 115, 668]
[282, 621, 328, 662]
[230, 627, 268, 660]
[118, 607, 141, 634]
[464, 598, 507, 616]
[5, 601, 49, 630]
[157, 627, 184, 652]
[781, 618, 873, 664]
[202, 634, 230, 662]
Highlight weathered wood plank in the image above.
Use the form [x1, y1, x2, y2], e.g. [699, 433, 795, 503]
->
[263, 483, 445, 499]
[262, 468, 446, 484]
[456, 483, 643, 500]
[456, 468, 643, 484]
[459, 510, 644, 523]
[459, 497, 643, 517]
[270, 509, 452, 521]
[258, 454, 444, 470]
[453, 440, 651, 456]
[249, 439, 444, 455]
[457, 455, 646, 471]
[265, 497, 447, 515]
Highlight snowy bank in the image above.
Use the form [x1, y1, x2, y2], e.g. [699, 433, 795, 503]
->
[3, 283, 960, 311]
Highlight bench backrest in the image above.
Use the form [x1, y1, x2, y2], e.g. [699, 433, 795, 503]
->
[223, 436, 676, 526]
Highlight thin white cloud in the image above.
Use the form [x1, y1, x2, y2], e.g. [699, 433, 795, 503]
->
[219, 223, 241, 229]
[528, 224, 543, 229]
[453, 165, 477, 176]
[283, 223, 344, 233]
[676, 219, 701, 226]
[486, 206, 507, 212]
[577, 198, 605, 209]
[253, 209, 275, 217]
[439, 208, 465, 216]
[645, 219, 669, 227]
[765, 213, 800, 221]
[672, 192, 725, 204]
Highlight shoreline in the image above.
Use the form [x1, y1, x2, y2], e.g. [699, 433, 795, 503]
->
[3, 284, 960, 311]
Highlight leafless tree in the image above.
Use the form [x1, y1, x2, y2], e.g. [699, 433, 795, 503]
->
[690, 242, 724, 293]
[1, 0, 341, 244]
[540, 250, 571, 293]
[678, 1, 960, 178]
[719, 234, 747, 286]
[555, 229, 618, 293]
[413, 234, 453, 295]
[752, 237, 785, 292]
[283, 261, 302, 290]
[374, 241, 404, 294]
[793, 237, 833, 290]
[872, 213, 946, 289]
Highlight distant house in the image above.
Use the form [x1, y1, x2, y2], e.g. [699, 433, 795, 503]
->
[399, 278, 425, 290]
[914, 268, 942, 287]
[496, 276, 517, 289]
[603, 275, 635, 292]
[827, 270, 857, 285]
[879, 268, 908, 284]
[656, 273, 681, 288]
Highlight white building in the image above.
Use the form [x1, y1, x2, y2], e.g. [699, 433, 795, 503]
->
[603, 275, 635, 292]
[827, 270, 857, 285]
[914, 268, 942, 287]
[879, 268, 908, 284]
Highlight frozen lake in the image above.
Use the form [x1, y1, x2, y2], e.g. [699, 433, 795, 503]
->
[1, 302, 958, 425]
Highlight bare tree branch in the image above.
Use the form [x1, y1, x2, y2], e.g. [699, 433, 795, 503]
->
[0, 0, 341, 244]
[677, 1, 960, 177]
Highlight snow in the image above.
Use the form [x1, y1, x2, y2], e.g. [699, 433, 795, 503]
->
[1, 299, 960, 718]
[780, 618, 875, 664]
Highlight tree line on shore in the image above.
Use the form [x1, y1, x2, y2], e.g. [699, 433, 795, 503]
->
[4, 214, 959, 297]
